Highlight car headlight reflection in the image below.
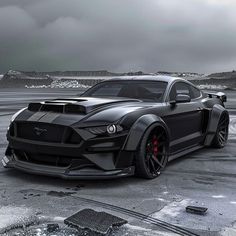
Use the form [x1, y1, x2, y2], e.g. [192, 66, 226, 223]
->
[107, 124, 117, 134]
[87, 124, 123, 135]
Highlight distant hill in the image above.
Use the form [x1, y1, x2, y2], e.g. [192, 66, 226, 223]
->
[0, 70, 53, 88]
[156, 71, 205, 78]
[23, 70, 120, 77]
[208, 70, 236, 79]
[0, 69, 236, 90]
[0, 70, 149, 88]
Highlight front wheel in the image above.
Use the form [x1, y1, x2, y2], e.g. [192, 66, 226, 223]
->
[135, 126, 168, 179]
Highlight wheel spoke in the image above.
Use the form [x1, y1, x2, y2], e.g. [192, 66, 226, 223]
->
[215, 114, 229, 146]
[145, 131, 167, 175]
[218, 134, 225, 144]
[149, 158, 156, 173]
[151, 154, 164, 168]
[219, 132, 224, 140]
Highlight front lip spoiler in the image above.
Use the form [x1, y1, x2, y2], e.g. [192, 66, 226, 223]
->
[2, 156, 135, 180]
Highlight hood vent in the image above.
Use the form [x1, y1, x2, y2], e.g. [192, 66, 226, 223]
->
[28, 102, 87, 114]
[28, 97, 141, 115]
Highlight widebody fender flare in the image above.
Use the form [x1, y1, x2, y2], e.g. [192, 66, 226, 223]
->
[204, 104, 229, 146]
[123, 114, 170, 151]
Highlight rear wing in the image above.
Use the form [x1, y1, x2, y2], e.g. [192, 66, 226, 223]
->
[207, 92, 227, 103]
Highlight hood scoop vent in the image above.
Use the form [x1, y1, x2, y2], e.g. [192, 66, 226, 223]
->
[28, 97, 141, 115]
[28, 102, 87, 114]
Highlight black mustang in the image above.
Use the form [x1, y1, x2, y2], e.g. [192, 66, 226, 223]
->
[2, 76, 229, 179]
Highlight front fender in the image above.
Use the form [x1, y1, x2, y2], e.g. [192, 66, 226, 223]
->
[123, 114, 170, 151]
[204, 104, 229, 146]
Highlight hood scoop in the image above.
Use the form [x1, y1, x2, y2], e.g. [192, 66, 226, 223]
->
[28, 97, 140, 115]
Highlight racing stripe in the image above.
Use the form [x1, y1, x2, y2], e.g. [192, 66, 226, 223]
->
[38, 113, 60, 123]
[27, 112, 47, 122]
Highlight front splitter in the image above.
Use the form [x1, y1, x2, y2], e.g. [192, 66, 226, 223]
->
[2, 156, 135, 180]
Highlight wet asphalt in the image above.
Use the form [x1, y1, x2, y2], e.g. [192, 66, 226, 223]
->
[0, 88, 235, 236]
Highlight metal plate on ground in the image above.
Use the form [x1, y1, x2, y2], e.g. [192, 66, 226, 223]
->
[186, 205, 208, 215]
[64, 208, 127, 235]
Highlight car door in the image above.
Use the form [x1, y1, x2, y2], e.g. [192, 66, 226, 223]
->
[162, 81, 204, 154]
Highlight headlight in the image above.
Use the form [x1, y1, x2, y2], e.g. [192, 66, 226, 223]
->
[10, 107, 27, 123]
[86, 124, 123, 135]
[107, 125, 117, 134]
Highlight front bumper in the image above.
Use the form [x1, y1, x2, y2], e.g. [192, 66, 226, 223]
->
[2, 155, 135, 179]
[5, 121, 135, 179]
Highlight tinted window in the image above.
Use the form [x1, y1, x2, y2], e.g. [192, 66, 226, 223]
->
[169, 82, 191, 100]
[81, 81, 168, 102]
[176, 82, 191, 95]
[190, 85, 201, 99]
[169, 82, 201, 100]
[89, 83, 122, 97]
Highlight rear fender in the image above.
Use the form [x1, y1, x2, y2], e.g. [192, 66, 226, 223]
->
[204, 104, 229, 146]
[123, 114, 170, 151]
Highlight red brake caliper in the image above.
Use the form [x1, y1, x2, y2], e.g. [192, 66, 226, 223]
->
[152, 135, 159, 158]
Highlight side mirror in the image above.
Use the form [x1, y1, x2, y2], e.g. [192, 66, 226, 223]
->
[170, 94, 191, 105]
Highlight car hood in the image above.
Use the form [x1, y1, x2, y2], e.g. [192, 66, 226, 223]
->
[15, 97, 159, 127]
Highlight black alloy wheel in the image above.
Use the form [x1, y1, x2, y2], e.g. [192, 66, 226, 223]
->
[212, 112, 229, 148]
[136, 126, 168, 179]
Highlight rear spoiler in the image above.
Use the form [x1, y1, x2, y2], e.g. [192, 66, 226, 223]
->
[207, 92, 227, 103]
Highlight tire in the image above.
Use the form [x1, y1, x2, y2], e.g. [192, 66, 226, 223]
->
[211, 112, 229, 148]
[135, 125, 168, 179]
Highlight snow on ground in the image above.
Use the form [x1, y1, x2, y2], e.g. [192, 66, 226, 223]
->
[220, 222, 236, 236]
[198, 84, 228, 90]
[52, 76, 111, 80]
[0, 206, 39, 234]
[124, 224, 179, 236]
[151, 197, 236, 232]
[26, 80, 92, 89]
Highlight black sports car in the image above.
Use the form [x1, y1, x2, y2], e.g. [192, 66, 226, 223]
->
[2, 76, 229, 179]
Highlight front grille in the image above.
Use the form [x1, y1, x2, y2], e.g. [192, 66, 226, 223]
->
[14, 150, 93, 168]
[14, 122, 81, 144]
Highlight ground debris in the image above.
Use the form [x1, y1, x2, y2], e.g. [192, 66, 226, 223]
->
[186, 205, 208, 215]
[47, 223, 59, 233]
[64, 208, 127, 235]
[47, 191, 76, 198]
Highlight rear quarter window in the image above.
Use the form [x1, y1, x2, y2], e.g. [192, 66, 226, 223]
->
[191, 86, 201, 99]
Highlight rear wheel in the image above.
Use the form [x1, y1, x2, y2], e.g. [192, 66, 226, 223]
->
[136, 126, 168, 179]
[211, 112, 229, 148]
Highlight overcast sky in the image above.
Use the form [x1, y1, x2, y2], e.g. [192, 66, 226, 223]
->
[0, 0, 236, 74]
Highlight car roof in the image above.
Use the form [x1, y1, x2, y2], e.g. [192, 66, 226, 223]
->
[106, 75, 186, 84]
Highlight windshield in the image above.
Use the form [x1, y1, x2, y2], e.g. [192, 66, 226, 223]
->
[81, 80, 167, 102]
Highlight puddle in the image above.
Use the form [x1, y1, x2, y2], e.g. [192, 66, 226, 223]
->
[47, 191, 76, 198]
[18, 189, 77, 199]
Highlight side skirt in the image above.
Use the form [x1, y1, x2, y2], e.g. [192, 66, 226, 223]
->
[168, 145, 204, 162]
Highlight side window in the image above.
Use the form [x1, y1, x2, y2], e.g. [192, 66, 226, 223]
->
[190, 85, 201, 99]
[169, 82, 200, 100]
[169, 84, 177, 101]
[175, 82, 191, 96]
[169, 82, 191, 101]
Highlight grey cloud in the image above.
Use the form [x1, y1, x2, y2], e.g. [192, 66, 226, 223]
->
[0, 0, 236, 73]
